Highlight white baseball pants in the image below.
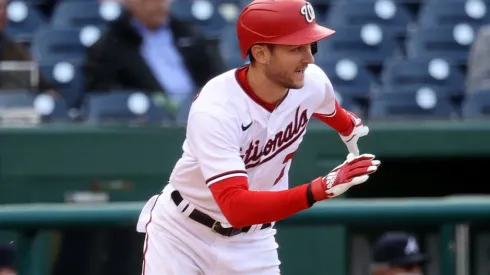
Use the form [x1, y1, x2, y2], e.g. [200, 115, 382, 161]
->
[136, 184, 281, 275]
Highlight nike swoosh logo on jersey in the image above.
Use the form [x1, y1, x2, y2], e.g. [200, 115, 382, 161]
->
[241, 121, 253, 131]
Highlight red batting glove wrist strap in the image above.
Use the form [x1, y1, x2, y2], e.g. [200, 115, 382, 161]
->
[310, 176, 329, 202]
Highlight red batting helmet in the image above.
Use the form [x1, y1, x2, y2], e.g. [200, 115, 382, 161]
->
[236, 0, 335, 59]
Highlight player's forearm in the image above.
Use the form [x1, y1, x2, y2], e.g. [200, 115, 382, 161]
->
[209, 177, 315, 228]
[313, 101, 354, 136]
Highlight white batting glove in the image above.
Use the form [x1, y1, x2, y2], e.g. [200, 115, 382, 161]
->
[339, 111, 369, 156]
[310, 153, 380, 201]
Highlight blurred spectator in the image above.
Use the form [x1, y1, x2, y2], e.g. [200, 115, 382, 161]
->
[370, 232, 429, 275]
[467, 25, 490, 93]
[0, 244, 16, 275]
[0, 0, 56, 94]
[84, 0, 227, 105]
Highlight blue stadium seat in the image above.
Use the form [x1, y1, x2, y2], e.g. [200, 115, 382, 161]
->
[240, 0, 333, 7]
[38, 61, 86, 108]
[0, 91, 73, 122]
[31, 28, 96, 63]
[381, 57, 465, 97]
[210, 0, 243, 23]
[418, 0, 490, 27]
[337, 93, 364, 115]
[45, 98, 71, 120]
[84, 91, 171, 123]
[352, 0, 422, 2]
[219, 24, 242, 69]
[50, 1, 122, 29]
[369, 86, 456, 119]
[4, 1, 47, 43]
[56, 0, 98, 2]
[317, 25, 402, 65]
[316, 58, 377, 98]
[213, 0, 240, 5]
[309, 0, 335, 6]
[0, 90, 35, 108]
[171, 0, 227, 37]
[238, 0, 252, 9]
[218, 24, 250, 68]
[462, 91, 490, 119]
[32, 93, 72, 121]
[425, 0, 490, 2]
[311, 94, 364, 123]
[406, 25, 478, 65]
[326, 0, 414, 38]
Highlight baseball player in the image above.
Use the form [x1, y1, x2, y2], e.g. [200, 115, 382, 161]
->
[136, 0, 380, 274]
[370, 232, 429, 275]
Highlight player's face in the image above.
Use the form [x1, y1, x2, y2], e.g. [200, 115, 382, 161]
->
[265, 44, 315, 89]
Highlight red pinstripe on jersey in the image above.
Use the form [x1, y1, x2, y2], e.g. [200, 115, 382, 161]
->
[206, 170, 248, 186]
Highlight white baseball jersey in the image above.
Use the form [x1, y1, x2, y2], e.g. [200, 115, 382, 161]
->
[168, 63, 337, 223]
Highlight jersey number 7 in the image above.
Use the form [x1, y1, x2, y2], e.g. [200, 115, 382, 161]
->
[273, 151, 296, 185]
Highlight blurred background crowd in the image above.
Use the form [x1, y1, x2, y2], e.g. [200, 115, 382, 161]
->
[1, 0, 490, 124]
[0, 0, 489, 274]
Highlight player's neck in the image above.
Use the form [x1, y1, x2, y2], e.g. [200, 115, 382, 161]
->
[247, 66, 288, 105]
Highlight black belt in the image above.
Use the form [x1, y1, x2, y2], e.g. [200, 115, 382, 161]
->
[171, 190, 272, 237]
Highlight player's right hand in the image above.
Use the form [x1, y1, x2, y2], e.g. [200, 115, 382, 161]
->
[339, 111, 369, 156]
[310, 153, 380, 201]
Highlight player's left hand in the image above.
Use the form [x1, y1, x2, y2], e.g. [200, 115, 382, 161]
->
[310, 153, 380, 201]
[339, 111, 369, 156]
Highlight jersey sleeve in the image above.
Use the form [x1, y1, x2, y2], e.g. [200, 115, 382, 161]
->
[186, 111, 247, 186]
[310, 65, 337, 116]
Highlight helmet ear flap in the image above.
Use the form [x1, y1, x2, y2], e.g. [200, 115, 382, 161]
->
[311, 42, 318, 55]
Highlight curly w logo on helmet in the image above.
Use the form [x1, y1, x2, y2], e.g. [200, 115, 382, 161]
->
[300, 2, 316, 23]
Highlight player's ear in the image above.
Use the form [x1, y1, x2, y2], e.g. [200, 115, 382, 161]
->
[250, 44, 270, 65]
